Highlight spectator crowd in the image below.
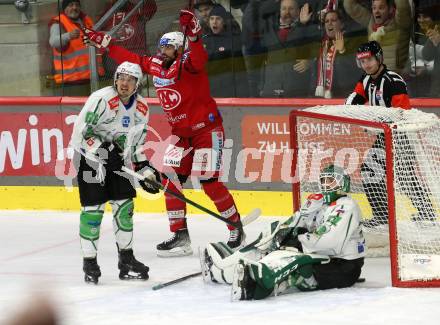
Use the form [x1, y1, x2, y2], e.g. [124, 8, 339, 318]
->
[49, 0, 440, 98]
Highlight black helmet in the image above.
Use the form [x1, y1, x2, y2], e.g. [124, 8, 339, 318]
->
[356, 41, 383, 67]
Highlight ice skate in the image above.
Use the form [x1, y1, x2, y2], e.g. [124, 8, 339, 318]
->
[156, 229, 193, 257]
[227, 227, 245, 250]
[118, 249, 149, 280]
[231, 260, 255, 301]
[199, 247, 215, 283]
[83, 257, 101, 284]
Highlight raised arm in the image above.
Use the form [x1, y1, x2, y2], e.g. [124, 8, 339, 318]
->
[179, 10, 206, 72]
[82, 28, 152, 74]
[394, 0, 412, 29]
[107, 44, 152, 74]
[184, 38, 208, 72]
[343, 0, 371, 27]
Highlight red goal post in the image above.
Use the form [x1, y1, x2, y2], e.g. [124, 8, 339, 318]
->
[289, 105, 440, 288]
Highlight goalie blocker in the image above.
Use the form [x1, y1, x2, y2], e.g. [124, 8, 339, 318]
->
[201, 165, 366, 300]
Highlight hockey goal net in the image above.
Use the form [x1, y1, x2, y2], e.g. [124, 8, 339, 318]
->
[289, 105, 440, 287]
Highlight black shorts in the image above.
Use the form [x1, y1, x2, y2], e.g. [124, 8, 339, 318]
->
[313, 257, 364, 290]
[77, 154, 136, 206]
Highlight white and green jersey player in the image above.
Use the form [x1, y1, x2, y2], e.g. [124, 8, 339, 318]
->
[70, 61, 158, 284]
[71, 64, 149, 166]
[202, 164, 366, 300]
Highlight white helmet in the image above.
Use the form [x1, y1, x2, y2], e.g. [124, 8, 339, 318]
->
[114, 61, 143, 91]
[159, 31, 186, 50]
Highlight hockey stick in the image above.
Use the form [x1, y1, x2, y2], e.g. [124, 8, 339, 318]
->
[152, 271, 202, 291]
[121, 166, 261, 228]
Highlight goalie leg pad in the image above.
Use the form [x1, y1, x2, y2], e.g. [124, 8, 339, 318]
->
[111, 199, 134, 250]
[231, 260, 258, 301]
[232, 250, 328, 300]
[204, 242, 237, 284]
[204, 242, 261, 284]
[80, 205, 104, 258]
[286, 263, 318, 292]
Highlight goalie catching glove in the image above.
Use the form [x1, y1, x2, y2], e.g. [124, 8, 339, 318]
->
[82, 27, 112, 49]
[133, 161, 161, 194]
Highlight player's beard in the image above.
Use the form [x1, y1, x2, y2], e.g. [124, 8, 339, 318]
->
[159, 53, 177, 70]
[163, 57, 176, 69]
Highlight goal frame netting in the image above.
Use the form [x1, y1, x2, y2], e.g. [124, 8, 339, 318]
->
[289, 107, 440, 288]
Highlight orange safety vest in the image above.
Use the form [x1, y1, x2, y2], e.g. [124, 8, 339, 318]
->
[51, 13, 105, 84]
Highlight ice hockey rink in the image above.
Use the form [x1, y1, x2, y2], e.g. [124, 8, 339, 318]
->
[1, 211, 439, 325]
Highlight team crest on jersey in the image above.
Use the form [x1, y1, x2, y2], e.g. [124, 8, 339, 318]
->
[108, 96, 119, 110]
[157, 88, 181, 111]
[136, 101, 148, 115]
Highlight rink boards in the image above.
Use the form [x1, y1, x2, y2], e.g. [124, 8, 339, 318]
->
[0, 97, 439, 215]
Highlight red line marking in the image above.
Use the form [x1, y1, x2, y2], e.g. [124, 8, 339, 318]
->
[0, 238, 78, 262]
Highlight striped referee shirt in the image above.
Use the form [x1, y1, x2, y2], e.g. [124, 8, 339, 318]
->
[345, 66, 410, 109]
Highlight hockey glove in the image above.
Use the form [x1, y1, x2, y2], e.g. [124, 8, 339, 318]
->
[179, 10, 202, 37]
[101, 143, 124, 172]
[82, 27, 112, 49]
[134, 161, 161, 194]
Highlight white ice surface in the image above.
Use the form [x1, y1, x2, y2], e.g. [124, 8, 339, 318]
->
[0, 211, 439, 325]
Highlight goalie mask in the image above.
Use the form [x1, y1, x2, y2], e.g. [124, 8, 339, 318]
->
[114, 61, 143, 94]
[319, 164, 350, 203]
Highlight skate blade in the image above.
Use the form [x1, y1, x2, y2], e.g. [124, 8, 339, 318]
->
[84, 275, 99, 284]
[119, 271, 149, 280]
[230, 262, 246, 302]
[157, 245, 193, 258]
[198, 246, 211, 283]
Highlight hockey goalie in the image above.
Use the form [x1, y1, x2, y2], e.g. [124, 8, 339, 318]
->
[201, 165, 366, 300]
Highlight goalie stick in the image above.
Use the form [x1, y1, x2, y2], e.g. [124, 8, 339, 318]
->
[152, 271, 202, 291]
[121, 166, 261, 229]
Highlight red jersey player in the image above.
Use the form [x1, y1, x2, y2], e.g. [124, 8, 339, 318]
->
[83, 10, 244, 257]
